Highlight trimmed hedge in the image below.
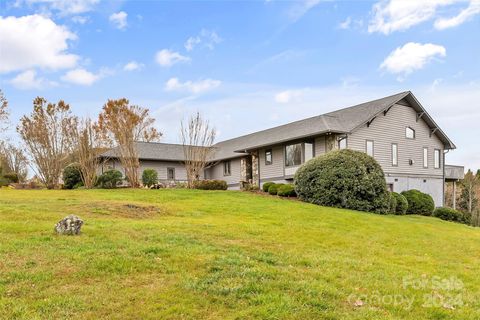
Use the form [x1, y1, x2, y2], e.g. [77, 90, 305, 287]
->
[401, 189, 435, 216]
[268, 183, 284, 195]
[277, 184, 296, 197]
[294, 149, 390, 214]
[96, 170, 123, 189]
[3, 173, 19, 183]
[63, 164, 83, 189]
[262, 182, 275, 193]
[433, 207, 464, 223]
[391, 192, 408, 215]
[193, 180, 228, 190]
[142, 169, 158, 187]
[388, 193, 397, 214]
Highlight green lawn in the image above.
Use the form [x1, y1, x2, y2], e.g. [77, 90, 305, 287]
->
[0, 189, 479, 319]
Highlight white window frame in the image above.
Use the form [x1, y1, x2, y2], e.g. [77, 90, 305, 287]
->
[434, 149, 441, 169]
[392, 143, 398, 166]
[423, 147, 428, 168]
[338, 137, 347, 149]
[405, 127, 415, 139]
[366, 140, 374, 157]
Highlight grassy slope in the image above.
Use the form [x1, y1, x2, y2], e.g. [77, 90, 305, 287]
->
[0, 189, 479, 320]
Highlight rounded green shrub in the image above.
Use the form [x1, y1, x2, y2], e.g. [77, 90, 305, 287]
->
[63, 164, 83, 189]
[3, 172, 19, 183]
[142, 169, 158, 187]
[294, 149, 390, 214]
[391, 192, 408, 215]
[388, 192, 397, 214]
[268, 183, 284, 195]
[401, 189, 435, 216]
[96, 169, 123, 189]
[262, 182, 275, 193]
[277, 184, 296, 197]
[433, 207, 464, 222]
[193, 180, 228, 190]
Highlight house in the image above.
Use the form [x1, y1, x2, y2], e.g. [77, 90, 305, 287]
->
[100, 91, 460, 207]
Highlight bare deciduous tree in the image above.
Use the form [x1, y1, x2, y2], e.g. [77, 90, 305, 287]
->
[0, 141, 29, 182]
[181, 112, 216, 188]
[459, 169, 479, 214]
[73, 118, 106, 188]
[17, 97, 77, 189]
[0, 89, 9, 132]
[96, 98, 161, 188]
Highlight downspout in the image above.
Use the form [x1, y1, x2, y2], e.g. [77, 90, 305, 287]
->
[443, 149, 450, 207]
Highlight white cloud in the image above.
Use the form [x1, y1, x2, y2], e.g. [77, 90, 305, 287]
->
[71, 15, 89, 24]
[109, 11, 128, 30]
[288, 0, 321, 22]
[10, 69, 56, 90]
[339, 17, 352, 29]
[155, 49, 190, 67]
[164, 77, 221, 94]
[14, 0, 100, 16]
[123, 61, 144, 71]
[61, 68, 100, 85]
[380, 42, 446, 80]
[0, 15, 79, 73]
[368, 0, 459, 34]
[274, 89, 305, 104]
[184, 29, 222, 51]
[434, 0, 480, 29]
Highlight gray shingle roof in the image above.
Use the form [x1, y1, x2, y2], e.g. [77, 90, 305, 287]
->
[100, 91, 455, 161]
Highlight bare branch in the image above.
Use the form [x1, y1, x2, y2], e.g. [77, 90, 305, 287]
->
[181, 112, 216, 188]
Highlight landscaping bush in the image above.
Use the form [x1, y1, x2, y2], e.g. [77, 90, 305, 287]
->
[0, 176, 9, 187]
[262, 182, 275, 193]
[433, 207, 464, 223]
[391, 192, 408, 215]
[294, 149, 390, 214]
[268, 183, 284, 195]
[193, 180, 228, 190]
[96, 169, 123, 189]
[401, 189, 435, 216]
[142, 169, 158, 187]
[3, 172, 19, 183]
[388, 192, 397, 214]
[63, 164, 83, 189]
[277, 184, 296, 197]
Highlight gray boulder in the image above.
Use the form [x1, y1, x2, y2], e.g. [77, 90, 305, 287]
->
[54, 215, 84, 235]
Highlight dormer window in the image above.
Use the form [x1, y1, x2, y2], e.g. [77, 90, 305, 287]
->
[405, 127, 415, 139]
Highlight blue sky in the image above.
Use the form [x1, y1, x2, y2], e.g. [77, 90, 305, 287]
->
[1, 0, 480, 170]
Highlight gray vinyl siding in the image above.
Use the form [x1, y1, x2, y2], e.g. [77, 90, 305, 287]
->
[348, 104, 444, 177]
[314, 136, 326, 156]
[259, 146, 284, 180]
[139, 160, 187, 181]
[205, 157, 242, 185]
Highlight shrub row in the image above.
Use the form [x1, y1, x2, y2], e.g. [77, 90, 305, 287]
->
[433, 207, 467, 224]
[401, 189, 435, 216]
[262, 182, 296, 197]
[193, 180, 228, 190]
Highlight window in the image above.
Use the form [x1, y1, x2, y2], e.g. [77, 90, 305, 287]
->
[366, 140, 374, 157]
[406, 127, 415, 139]
[338, 137, 347, 149]
[223, 160, 231, 176]
[392, 143, 398, 166]
[167, 167, 175, 180]
[265, 149, 272, 165]
[434, 149, 441, 169]
[285, 143, 302, 167]
[423, 147, 428, 168]
[304, 142, 313, 162]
